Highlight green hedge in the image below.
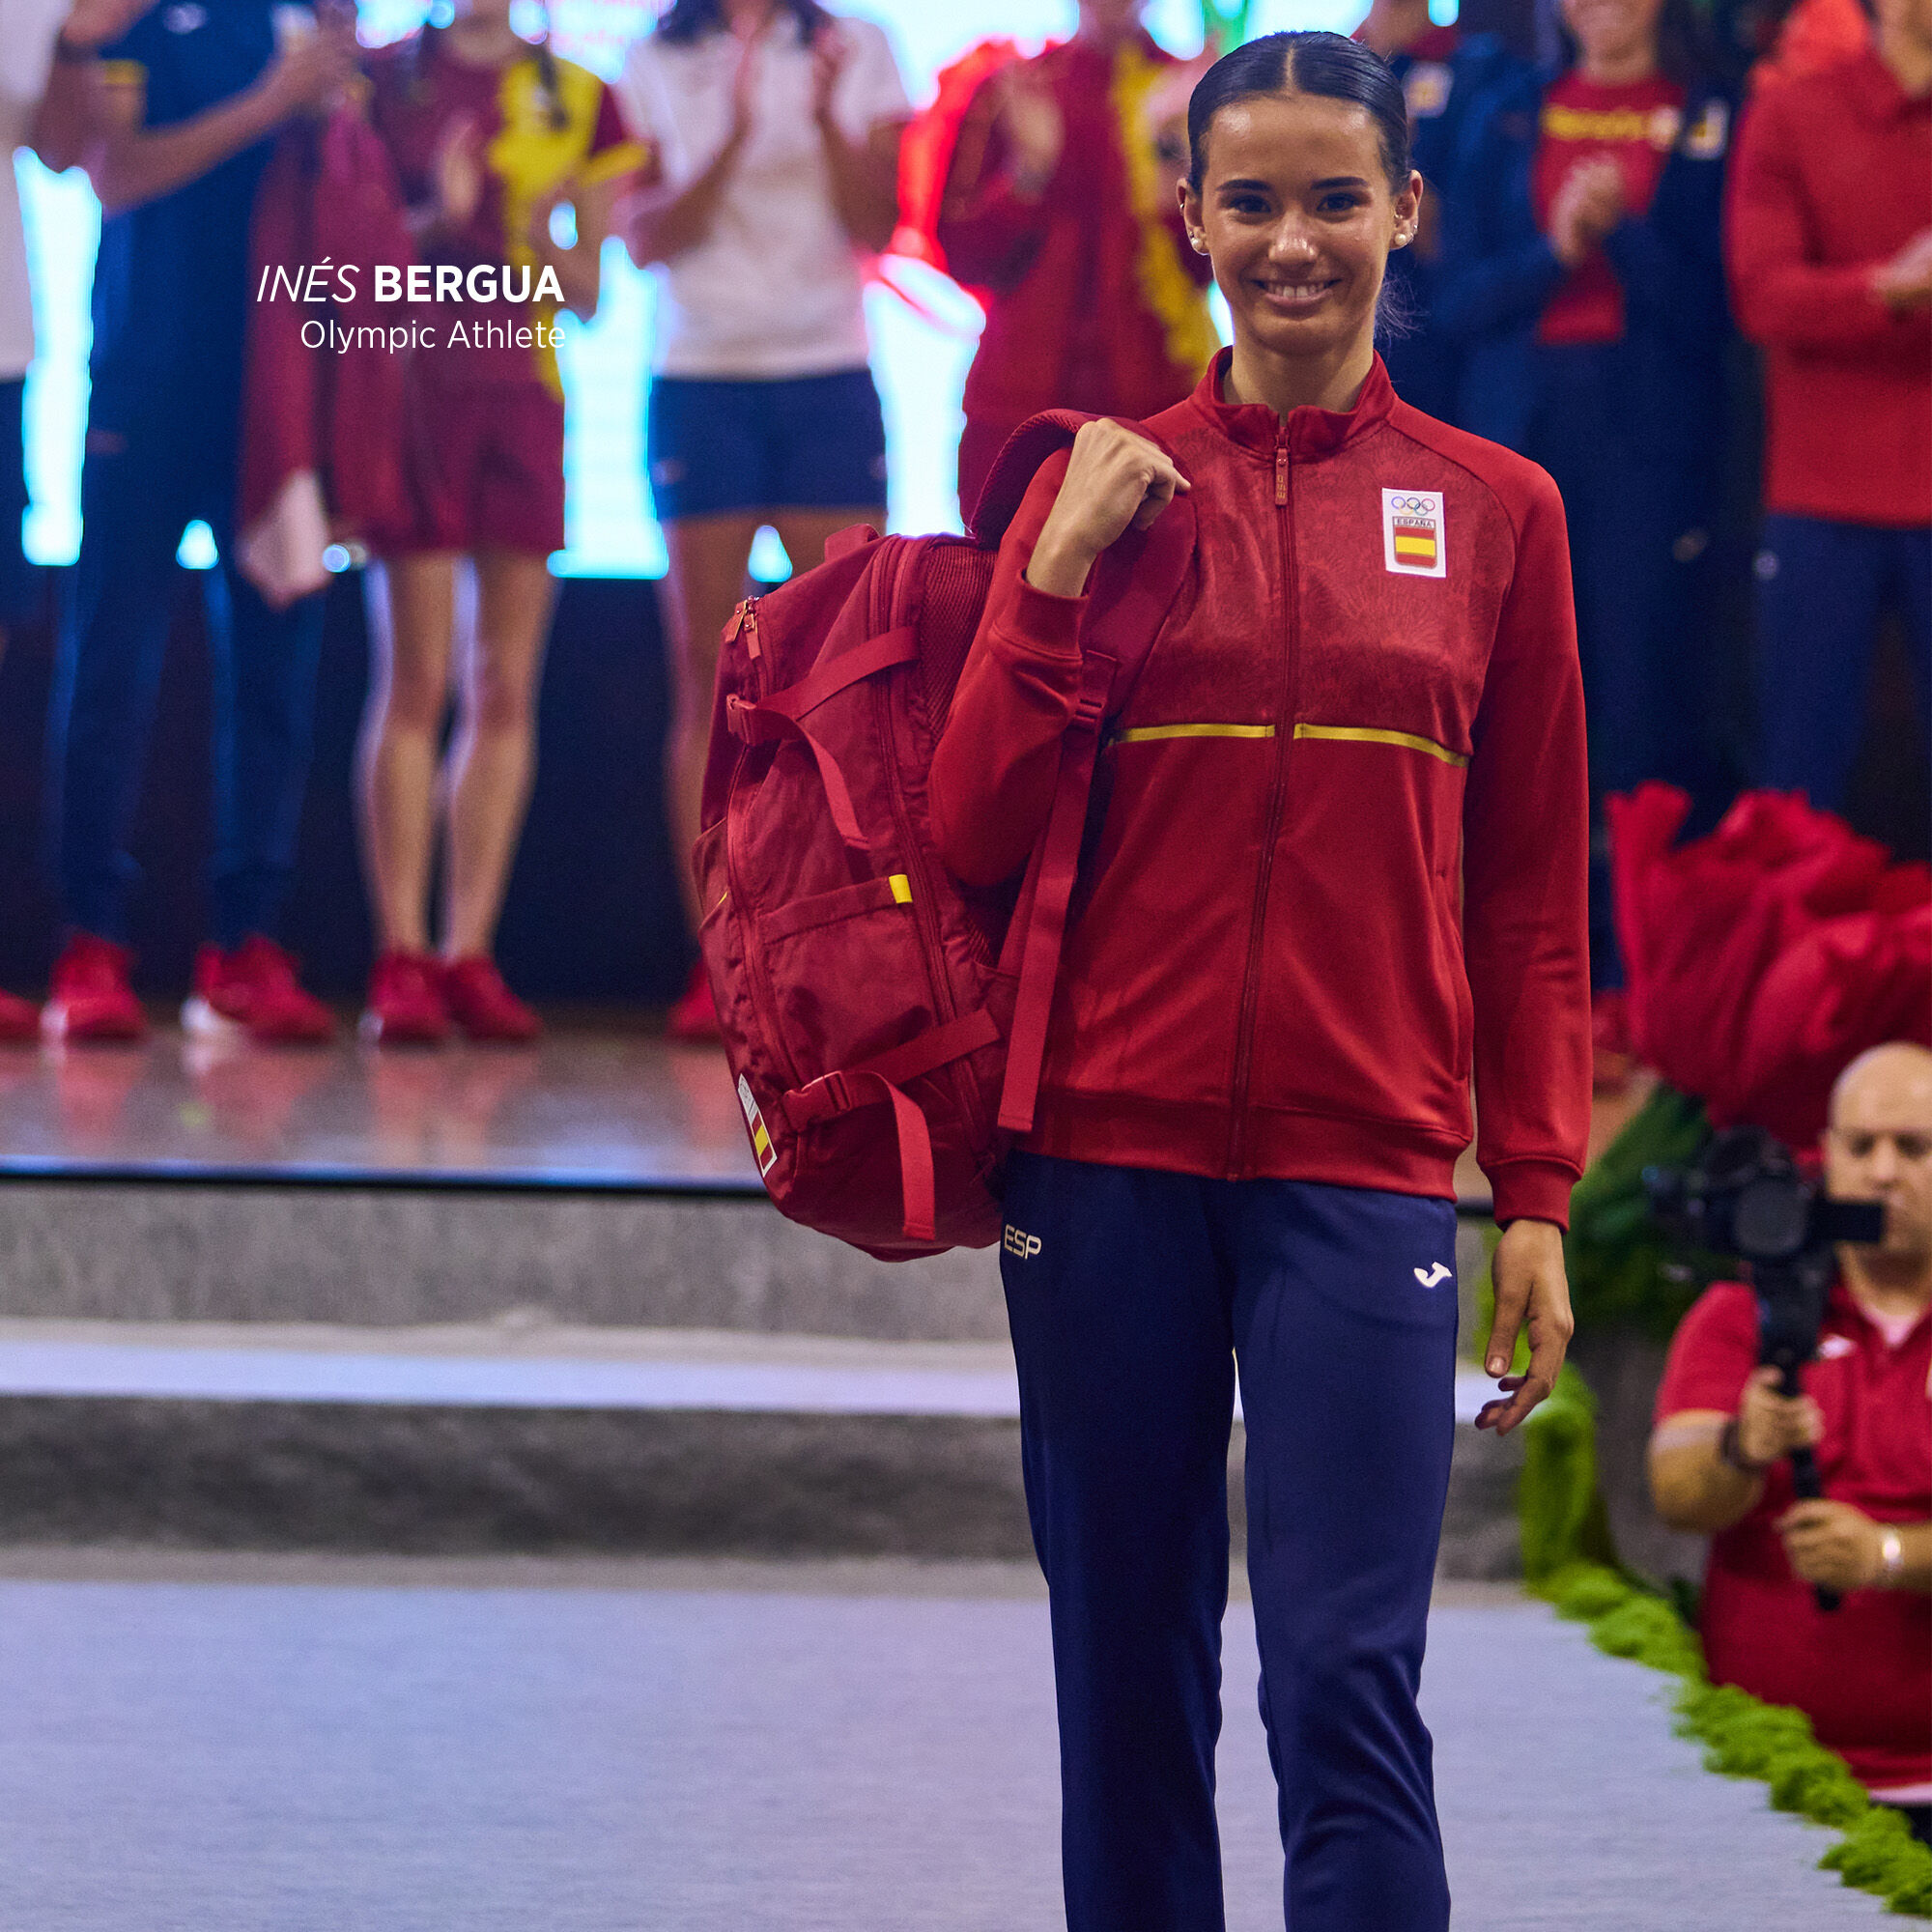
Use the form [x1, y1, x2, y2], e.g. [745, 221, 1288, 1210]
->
[1519, 1368, 1932, 1917]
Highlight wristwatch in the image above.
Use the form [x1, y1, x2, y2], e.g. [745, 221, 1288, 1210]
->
[1878, 1527, 1904, 1588]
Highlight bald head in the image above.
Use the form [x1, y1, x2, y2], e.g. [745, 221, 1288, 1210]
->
[1832, 1041, 1932, 1124]
[1826, 1041, 1932, 1261]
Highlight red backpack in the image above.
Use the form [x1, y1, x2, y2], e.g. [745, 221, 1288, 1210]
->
[693, 414, 1193, 1260]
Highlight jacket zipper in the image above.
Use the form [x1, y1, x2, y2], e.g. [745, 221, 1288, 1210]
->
[1226, 434, 1297, 1178]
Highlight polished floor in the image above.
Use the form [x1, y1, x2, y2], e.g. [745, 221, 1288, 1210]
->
[0, 1020, 1652, 1202]
[0, 1023, 756, 1188]
[0, 1552, 1888, 1932]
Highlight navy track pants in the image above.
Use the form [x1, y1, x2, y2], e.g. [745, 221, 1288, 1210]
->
[46, 388, 327, 949]
[1754, 514, 1931, 814]
[999, 1152, 1460, 1932]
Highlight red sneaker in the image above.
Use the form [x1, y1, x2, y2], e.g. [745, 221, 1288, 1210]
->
[0, 990, 36, 1043]
[185, 936, 335, 1045]
[667, 959, 721, 1042]
[440, 955, 542, 1044]
[43, 933, 147, 1042]
[360, 951, 449, 1046]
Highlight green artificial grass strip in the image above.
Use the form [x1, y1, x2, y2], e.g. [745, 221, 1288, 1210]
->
[1518, 1406, 1932, 1916]
[1513, 1081, 1932, 1912]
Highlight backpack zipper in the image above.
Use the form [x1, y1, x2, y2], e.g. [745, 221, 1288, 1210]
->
[722, 593, 802, 1093]
[869, 540, 984, 1157]
[727, 597, 766, 698]
[872, 539, 956, 1030]
[1226, 432, 1297, 1178]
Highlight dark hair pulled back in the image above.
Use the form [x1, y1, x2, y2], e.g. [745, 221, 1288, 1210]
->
[1186, 30, 1412, 196]
[657, 0, 831, 45]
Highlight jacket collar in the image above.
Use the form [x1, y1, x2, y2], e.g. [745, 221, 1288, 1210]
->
[1187, 348, 1397, 460]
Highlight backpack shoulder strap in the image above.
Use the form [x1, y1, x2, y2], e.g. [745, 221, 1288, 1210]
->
[968, 410, 1098, 549]
[994, 420, 1194, 1136]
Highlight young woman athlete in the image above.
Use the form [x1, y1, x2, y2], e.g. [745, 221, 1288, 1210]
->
[617, 0, 908, 1039]
[360, 3, 640, 1043]
[930, 33, 1590, 1930]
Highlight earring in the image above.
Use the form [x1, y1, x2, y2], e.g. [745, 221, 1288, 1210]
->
[1190, 236, 1208, 254]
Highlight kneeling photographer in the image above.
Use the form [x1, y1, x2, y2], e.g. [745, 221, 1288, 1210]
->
[1647, 1042, 1932, 1841]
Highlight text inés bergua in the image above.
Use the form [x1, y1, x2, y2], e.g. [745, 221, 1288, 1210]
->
[256, 262, 567, 305]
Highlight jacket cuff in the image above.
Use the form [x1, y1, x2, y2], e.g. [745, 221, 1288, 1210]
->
[1486, 1159, 1579, 1232]
[1000, 575, 1086, 659]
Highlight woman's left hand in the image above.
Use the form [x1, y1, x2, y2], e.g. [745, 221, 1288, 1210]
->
[1476, 1218, 1574, 1435]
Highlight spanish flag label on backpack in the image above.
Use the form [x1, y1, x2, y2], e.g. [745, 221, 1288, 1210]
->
[737, 1074, 779, 1179]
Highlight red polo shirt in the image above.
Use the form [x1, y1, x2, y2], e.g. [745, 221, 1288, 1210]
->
[1725, 48, 1932, 526]
[1655, 1279, 1932, 1791]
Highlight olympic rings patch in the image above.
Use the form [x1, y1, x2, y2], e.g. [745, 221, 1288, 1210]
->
[1382, 488, 1447, 578]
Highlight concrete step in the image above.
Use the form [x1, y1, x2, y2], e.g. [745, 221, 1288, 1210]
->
[0, 1182, 1496, 1347]
[0, 1321, 1524, 1573]
[0, 1182, 1009, 1341]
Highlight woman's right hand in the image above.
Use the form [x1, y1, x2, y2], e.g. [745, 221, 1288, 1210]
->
[1026, 421, 1189, 599]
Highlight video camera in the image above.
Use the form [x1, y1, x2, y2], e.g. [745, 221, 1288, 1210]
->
[1645, 1125, 1885, 1612]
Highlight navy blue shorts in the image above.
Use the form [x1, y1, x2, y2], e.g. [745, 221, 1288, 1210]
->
[646, 367, 888, 523]
[0, 379, 37, 627]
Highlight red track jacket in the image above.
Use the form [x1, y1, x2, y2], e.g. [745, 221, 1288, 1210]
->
[1725, 46, 1932, 526]
[931, 355, 1592, 1228]
[937, 34, 1214, 455]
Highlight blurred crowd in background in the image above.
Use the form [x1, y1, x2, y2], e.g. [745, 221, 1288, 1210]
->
[0, 0, 1922, 1050]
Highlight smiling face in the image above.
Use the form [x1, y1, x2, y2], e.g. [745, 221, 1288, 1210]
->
[1559, 0, 1667, 72]
[1182, 88, 1420, 374]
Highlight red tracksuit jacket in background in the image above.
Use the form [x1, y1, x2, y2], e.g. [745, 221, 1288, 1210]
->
[1725, 47, 1932, 527]
[931, 355, 1592, 1229]
[937, 34, 1215, 481]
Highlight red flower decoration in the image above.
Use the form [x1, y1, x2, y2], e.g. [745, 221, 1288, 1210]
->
[1609, 784, 1931, 1147]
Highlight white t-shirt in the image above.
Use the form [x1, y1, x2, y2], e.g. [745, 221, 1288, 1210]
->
[0, 0, 66, 380]
[615, 11, 909, 381]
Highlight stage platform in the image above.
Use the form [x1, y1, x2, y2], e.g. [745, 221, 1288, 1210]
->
[0, 1016, 1643, 1199]
[0, 1020, 759, 1193]
[0, 1022, 1646, 1570]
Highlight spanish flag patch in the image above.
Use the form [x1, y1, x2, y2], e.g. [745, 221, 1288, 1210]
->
[737, 1073, 779, 1179]
[1382, 489, 1447, 579]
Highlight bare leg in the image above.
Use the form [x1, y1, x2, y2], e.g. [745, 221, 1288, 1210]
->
[658, 513, 761, 931]
[440, 548, 556, 960]
[357, 556, 457, 955]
